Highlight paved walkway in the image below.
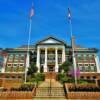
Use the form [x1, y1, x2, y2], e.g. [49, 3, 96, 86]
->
[39, 79, 63, 87]
[34, 79, 67, 100]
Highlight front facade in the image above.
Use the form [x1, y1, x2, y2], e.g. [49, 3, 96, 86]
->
[0, 36, 100, 80]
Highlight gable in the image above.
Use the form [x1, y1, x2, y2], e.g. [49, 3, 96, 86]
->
[36, 37, 67, 46]
[41, 38, 61, 44]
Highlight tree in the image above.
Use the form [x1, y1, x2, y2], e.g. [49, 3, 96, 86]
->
[27, 63, 38, 76]
[59, 61, 72, 73]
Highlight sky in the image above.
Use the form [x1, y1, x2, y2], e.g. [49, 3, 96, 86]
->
[0, 0, 100, 51]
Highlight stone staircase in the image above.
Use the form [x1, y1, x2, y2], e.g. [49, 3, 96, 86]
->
[34, 79, 67, 100]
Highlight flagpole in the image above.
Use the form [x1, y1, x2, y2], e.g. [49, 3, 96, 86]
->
[68, 9, 77, 86]
[25, 18, 32, 83]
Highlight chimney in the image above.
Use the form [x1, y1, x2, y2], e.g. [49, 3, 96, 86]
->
[71, 36, 77, 49]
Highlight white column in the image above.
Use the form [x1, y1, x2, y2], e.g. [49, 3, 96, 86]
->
[62, 47, 66, 63]
[44, 48, 47, 72]
[2, 55, 7, 73]
[55, 48, 58, 72]
[73, 53, 77, 71]
[36, 47, 40, 72]
[95, 54, 100, 73]
[26, 52, 30, 71]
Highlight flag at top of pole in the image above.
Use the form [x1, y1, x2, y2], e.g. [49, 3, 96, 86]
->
[68, 7, 72, 37]
[68, 8, 71, 21]
[30, 3, 35, 18]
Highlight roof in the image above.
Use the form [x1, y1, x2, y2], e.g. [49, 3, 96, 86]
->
[74, 47, 98, 53]
[35, 36, 67, 46]
[17, 45, 35, 49]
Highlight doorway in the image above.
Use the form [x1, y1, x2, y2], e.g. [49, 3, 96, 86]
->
[48, 66, 55, 72]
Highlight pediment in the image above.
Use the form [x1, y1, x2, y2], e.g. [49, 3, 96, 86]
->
[41, 38, 61, 44]
[36, 36, 67, 46]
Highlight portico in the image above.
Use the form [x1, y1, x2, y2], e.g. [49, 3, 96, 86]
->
[36, 46, 66, 73]
[36, 37, 66, 73]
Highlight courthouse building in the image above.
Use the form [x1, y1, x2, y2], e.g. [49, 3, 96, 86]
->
[0, 36, 100, 80]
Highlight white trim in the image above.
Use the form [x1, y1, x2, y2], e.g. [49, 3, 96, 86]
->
[94, 54, 100, 73]
[36, 47, 40, 72]
[44, 47, 47, 72]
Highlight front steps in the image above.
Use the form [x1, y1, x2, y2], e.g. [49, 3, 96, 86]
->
[34, 79, 66, 100]
[45, 72, 57, 80]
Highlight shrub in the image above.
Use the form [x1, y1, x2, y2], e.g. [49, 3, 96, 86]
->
[35, 73, 45, 82]
[59, 61, 72, 73]
[79, 80, 88, 85]
[10, 83, 34, 91]
[69, 87, 100, 92]
[0, 87, 7, 92]
[27, 63, 38, 75]
[58, 73, 75, 83]
[57, 73, 68, 83]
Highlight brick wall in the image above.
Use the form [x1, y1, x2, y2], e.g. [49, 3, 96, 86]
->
[45, 72, 57, 80]
[65, 83, 100, 99]
[67, 92, 100, 99]
[0, 79, 2, 87]
[0, 79, 22, 89]
[0, 92, 33, 99]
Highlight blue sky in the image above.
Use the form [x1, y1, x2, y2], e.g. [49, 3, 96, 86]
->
[0, 0, 100, 51]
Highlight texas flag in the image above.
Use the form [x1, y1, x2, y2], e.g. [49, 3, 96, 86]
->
[30, 4, 35, 18]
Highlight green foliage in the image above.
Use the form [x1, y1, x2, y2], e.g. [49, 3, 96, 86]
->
[10, 83, 34, 91]
[59, 61, 72, 73]
[35, 73, 45, 82]
[78, 79, 88, 85]
[58, 73, 74, 83]
[58, 73, 68, 83]
[78, 79, 95, 85]
[27, 73, 45, 85]
[27, 63, 38, 75]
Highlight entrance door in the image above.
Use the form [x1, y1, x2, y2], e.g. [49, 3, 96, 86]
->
[48, 66, 55, 72]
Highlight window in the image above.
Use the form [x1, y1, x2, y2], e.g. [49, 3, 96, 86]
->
[19, 64, 24, 67]
[89, 55, 93, 57]
[0, 67, 2, 72]
[14, 54, 19, 62]
[79, 64, 83, 72]
[81, 76, 84, 79]
[77, 54, 82, 61]
[6, 64, 12, 72]
[84, 64, 89, 72]
[6, 76, 10, 78]
[18, 76, 22, 79]
[84, 55, 88, 61]
[20, 54, 25, 62]
[84, 54, 87, 57]
[12, 76, 16, 79]
[89, 55, 94, 61]
[13, 64, 18, 72]
[7, 64, 12, 67]
[13, 64, 17, 67]
[8, 54, 13, 61]
[18, 66, 24, 72]
[87, 76, 90, 79]
[93, 76, 96, 79]
[90, 64, 95, 72]
[0, 55, 3, 63]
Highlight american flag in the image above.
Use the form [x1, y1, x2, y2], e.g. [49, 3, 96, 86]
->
[30, 5, 34, 18]
[68, 8, 71, 20]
